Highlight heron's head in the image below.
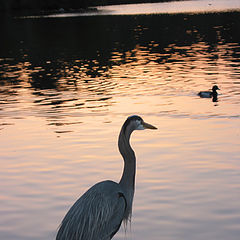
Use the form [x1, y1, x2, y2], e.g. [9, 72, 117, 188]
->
[122, 115, 157, 134]
[212, 85, 220, 91]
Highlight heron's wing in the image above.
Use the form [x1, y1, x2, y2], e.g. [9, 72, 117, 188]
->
[56, 180, 126, 240]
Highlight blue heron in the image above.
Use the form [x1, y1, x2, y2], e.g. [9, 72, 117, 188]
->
[56, 115, 157, 240]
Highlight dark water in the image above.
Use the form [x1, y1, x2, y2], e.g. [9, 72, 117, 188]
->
[0, 4, 240, 240]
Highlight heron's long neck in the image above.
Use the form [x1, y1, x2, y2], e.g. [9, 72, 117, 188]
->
[118, 128, 136, 192]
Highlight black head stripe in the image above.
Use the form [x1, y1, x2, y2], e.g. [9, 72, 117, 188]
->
[122, 115, 142, 133]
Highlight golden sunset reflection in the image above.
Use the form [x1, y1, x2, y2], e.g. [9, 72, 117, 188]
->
[1, 6, 240, 240]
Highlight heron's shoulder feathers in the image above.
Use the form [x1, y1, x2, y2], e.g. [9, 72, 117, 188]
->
[56, 180, 126, 240]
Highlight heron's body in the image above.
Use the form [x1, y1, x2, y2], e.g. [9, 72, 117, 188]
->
[56, 180, 126, 240]
[56, 115, 156, 240]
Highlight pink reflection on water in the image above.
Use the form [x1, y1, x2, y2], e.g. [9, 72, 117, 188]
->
[0, 12, 240, 240]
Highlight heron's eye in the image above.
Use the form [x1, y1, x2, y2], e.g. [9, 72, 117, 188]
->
[136, 120, 141, 125]
[136, 119, 144, 130]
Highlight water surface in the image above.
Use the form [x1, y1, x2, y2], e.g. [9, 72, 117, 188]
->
[0, 1, 240, 240]
[24, 0, 240, 18]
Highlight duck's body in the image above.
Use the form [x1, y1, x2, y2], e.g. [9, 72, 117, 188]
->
[198, 85, 220, 98]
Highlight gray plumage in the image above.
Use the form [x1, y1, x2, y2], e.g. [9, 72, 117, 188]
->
[56, 115, 157, 240]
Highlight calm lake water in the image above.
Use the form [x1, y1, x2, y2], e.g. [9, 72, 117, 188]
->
[0, 1, 240, 239]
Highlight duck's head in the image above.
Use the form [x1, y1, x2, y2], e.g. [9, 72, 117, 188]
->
[212, 85, 220, 91]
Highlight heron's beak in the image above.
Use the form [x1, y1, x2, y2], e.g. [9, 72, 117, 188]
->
[143, 121, 157, 130]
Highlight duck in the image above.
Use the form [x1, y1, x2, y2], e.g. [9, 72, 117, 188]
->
[198, 85, 220, 98]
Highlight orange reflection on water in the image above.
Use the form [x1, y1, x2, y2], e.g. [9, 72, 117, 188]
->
[0, 10, 240, 240]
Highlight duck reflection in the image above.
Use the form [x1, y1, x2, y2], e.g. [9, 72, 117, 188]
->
[212, 94, 218, 103]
